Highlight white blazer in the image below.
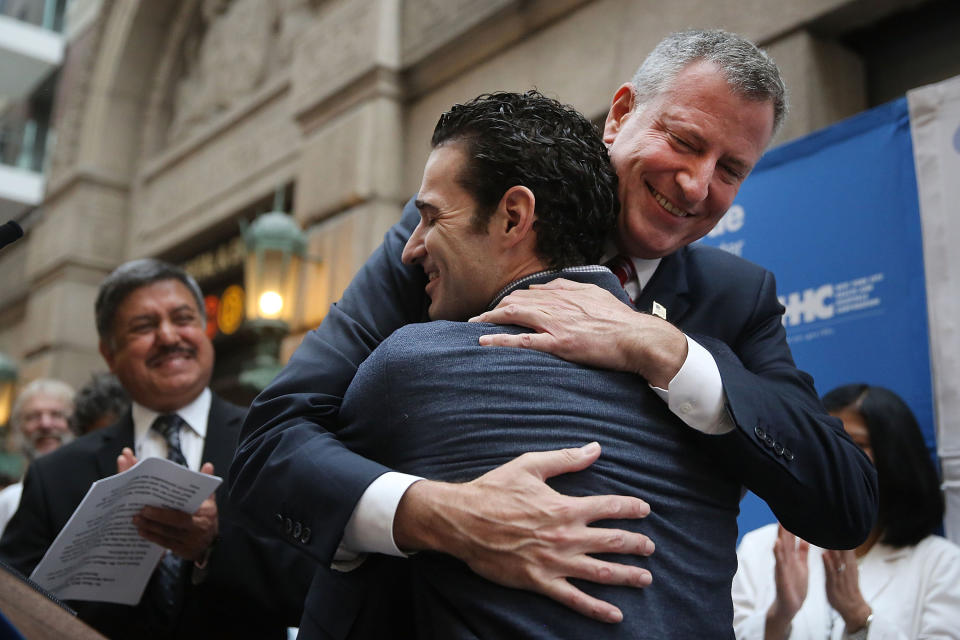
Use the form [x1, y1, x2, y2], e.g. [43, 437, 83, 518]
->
[732, 523, 960, 639]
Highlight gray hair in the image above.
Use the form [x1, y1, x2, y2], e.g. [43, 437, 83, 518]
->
[11, 379, 75, 432]
[631, 29, 788, 137]
[95, 259, 206, 343]
[11, 378, 75, 458]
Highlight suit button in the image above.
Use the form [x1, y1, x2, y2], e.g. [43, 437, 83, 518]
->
[773, 443, 784, 456]
[300, 527, 312, 544]
[679, 402, 693, 414]
[783, 448, 794, 461]
[293, 522, 302, 538]
[275, 513, 283, 527]
[284, 517, 293, 534]
[755, 426, 766, 439]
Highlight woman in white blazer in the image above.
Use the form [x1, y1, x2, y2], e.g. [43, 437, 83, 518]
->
[732, 384, 960, 640]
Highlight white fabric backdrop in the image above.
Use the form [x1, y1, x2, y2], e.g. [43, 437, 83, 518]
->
[908, 74, 960, 544]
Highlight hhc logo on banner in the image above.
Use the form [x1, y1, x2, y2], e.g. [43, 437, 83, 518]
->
[780, 284, 834, 326]
[778, 273, 885, 336]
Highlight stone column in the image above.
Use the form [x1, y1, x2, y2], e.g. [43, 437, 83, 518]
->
[17, 0, 177, 386]
[15, 7, 127, 386]
[287, 0, 406, 347]
[765, 29, 868, 145]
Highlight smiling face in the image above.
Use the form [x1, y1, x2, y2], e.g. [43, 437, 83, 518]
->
[400, 144, 507, 321]
[18, 393, 72, 457]
[604, 60, 775, 258]
[99, 279, 213, 413]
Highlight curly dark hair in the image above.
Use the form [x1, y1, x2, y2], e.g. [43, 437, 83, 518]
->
[430, 90, 619, 268]
[69, 372, 130, 436]
[823, 384, 943, 548]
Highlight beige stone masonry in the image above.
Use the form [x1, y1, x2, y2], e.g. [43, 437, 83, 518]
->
[25, 181, 128, 282]
[299, 200, 403, 330]
[18, 347, 107, 390]
[21, 273, 101, 360]
[291, 0, 402, 127]
[401, 0, 589, 100]
[767, 31, 867, 146]
[295, 96, 405, 226]
[0, 237, 29, 313]
[131, 85, 300, 258]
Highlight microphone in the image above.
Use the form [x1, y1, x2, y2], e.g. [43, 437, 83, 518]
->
[0, 221, 24, 251]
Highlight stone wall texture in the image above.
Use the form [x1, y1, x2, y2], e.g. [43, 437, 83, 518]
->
[0, 0, 942, 387]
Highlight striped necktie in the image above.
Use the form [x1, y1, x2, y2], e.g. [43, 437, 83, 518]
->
[147, 413, 187, 621]
[605, 254, 638, 303]
[152, 413, 188, 467]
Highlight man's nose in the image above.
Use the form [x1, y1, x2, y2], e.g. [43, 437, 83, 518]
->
[37, 413, 56, 429]
[401, 222, 426, 265]
[37, 412, 64, 430]
[676, 159, 711, 204]
[156, 319, 179, 343]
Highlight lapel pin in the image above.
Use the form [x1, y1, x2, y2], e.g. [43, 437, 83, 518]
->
[652, 301, 667, 320]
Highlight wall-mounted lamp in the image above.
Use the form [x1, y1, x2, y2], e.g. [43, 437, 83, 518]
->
[238, 191, 311, 390]
[0, 351, 17, 428]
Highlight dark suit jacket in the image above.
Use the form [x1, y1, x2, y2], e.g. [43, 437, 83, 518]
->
[0, 394, 314, 640]
[229, 199, 877, 637]
[329, 267, 744, 638]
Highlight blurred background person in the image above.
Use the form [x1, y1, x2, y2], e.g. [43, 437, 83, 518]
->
[69, 372, 130, 436]
[732, 383, 960, 639]
[0, 378, 75, 534]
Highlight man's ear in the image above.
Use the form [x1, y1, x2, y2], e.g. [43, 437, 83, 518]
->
[603, 84, 636, 145]
[99, 339, 117, 372]
[496, 185, 536, 249]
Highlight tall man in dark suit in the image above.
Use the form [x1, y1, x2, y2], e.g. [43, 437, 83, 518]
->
[230, 29, 878, 626]
[0, 259, 313, 639]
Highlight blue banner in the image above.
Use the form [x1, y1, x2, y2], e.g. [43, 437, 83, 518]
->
[698, 98, 935, 539]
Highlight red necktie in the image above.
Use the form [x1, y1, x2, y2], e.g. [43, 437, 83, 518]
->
[605, 254, 637, 303]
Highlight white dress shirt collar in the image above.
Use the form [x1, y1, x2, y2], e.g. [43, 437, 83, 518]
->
[601, 244, 661, 296]
[132, 388, 211, 470]
[630, 256, 661, 291]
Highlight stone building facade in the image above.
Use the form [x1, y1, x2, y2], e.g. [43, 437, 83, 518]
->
[0, 0, 958, 397]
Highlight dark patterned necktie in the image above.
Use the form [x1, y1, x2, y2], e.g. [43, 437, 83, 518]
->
[605, 254, 638, 303]
[148, 413, 187, 622]
[152, 413, 188, 467]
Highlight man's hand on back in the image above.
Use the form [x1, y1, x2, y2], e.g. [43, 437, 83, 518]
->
[392, 442, 654, 624]
[470, 278, 687, 388]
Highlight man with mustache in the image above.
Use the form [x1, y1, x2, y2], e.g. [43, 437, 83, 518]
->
[0, 378, 75, 535]
[0, 259, 313, 639]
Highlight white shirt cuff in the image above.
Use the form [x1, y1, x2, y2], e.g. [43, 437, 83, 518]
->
[651, 335, 733, 435]
[332, 471, 422, 571]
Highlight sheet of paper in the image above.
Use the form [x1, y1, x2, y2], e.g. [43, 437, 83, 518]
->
[29, 456, 221, 605]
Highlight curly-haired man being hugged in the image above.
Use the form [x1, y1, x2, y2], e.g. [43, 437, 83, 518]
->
[292, 90, 731, 639]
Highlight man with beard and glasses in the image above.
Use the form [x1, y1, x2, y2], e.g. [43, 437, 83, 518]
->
[0, 378, 75, 535]
[0, 259, 313, 640]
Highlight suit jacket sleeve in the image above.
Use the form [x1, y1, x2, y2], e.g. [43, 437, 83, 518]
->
[687, 264, 877, 549]
[229, 198, 425, 565]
